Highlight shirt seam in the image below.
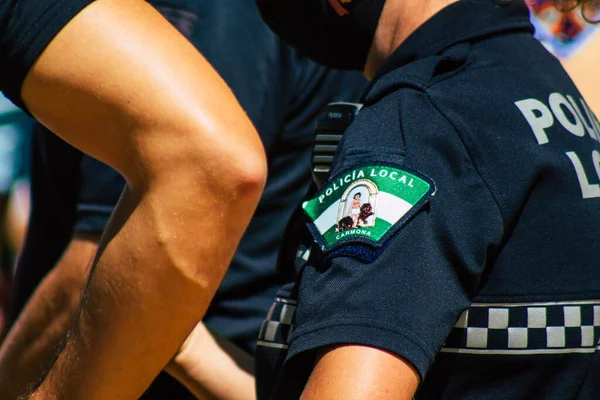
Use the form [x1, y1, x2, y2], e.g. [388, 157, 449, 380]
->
[291, 317, 435, 364]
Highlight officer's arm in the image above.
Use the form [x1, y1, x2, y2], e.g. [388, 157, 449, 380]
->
[301, 345, 419, 400]
[0, 234, 99, 400]
[19, 0, 266, 398]
[165, 322, 256, 400]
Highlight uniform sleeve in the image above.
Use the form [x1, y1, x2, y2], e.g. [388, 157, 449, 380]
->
[285, 89, 505, 380]
[74, 155, 124, 233]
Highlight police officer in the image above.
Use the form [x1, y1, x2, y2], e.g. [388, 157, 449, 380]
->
[254, 0, 600, 398]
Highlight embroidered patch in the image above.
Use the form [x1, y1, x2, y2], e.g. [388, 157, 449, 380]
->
[302, 165, 435, 252]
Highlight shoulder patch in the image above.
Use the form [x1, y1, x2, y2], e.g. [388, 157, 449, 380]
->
[302, 165, 435, 252]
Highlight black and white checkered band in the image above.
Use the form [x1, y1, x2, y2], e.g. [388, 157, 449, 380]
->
[257, 297, 297, 350]
[295, 245, 311, 271]
[442, 300, 600, 355]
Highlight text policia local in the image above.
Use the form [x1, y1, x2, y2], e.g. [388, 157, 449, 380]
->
[516, 93, 600, 199]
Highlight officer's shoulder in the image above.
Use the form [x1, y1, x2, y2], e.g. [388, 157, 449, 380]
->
[365, 43, 472, 105]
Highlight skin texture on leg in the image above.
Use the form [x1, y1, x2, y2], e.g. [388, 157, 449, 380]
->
[18, 0, 267, 398]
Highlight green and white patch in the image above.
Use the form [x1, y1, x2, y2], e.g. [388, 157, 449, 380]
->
[303, 165, 435, 251]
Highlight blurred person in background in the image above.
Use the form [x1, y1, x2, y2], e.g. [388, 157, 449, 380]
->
[0, 1, 367, 399]
[0, 94, 33, 339]
[528, 0, 600, 113]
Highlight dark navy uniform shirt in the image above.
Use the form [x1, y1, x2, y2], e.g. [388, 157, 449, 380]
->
[9, 0, 367, 399]
[256, 1, 600, 399]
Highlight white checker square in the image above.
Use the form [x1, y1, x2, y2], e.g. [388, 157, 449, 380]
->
[302, 249, 311, 261]
[581, 326, 595, 347]
[528, 307, 547, 328]
[455, 310, 469, 328]
[564, 306, 581, 327]
[488, 308, 509, 329]
[280, 304, 296, 324]
[594, 306, 600, 326]
[466, 327, 488, 349]
[264, 321, 280, 342]
[546, 326, 566, 348]
[508, 327, 528, 348]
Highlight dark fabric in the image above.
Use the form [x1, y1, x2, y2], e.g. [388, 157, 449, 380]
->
[256, 1, 600, 399]
[10, 0, 368, 398]
[255, 0, 385, 70]
[0, 0, 94, 112]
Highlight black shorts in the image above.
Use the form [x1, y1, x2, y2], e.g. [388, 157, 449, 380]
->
[0, 0, 94, 112]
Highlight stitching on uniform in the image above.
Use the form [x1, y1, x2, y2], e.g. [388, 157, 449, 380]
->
[364, 77, 426, 106]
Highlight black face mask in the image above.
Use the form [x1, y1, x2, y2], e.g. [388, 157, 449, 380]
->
[256, 0, 386, 71]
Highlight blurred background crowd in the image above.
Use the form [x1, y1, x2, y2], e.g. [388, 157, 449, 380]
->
[0, 95, 32, 337]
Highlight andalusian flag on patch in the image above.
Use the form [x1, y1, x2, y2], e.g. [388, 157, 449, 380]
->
[302, 165, 435, 251]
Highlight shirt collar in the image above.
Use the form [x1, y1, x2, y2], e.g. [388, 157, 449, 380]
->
[372, 0, 534, 80]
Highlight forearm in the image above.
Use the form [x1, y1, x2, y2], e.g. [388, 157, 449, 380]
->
[166, 324, 255, 400]
[0, 235, 98, 399]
